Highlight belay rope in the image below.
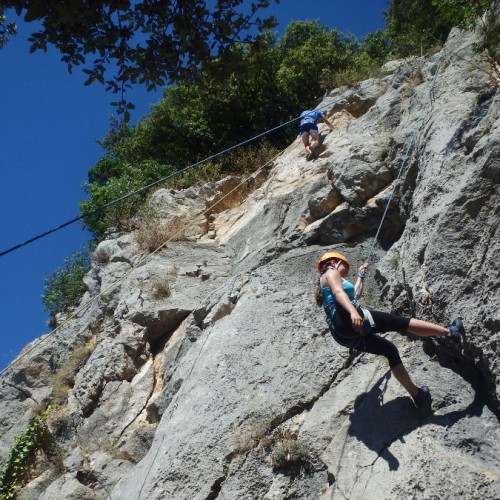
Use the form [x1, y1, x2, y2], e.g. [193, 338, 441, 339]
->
[355, 56, 444, 298]
[0, 92, 355, 259]
[0, 88, 362, 377]
[1, 47, 461, 377]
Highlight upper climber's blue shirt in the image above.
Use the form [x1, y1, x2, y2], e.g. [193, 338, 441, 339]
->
[300, 110, 323, 126]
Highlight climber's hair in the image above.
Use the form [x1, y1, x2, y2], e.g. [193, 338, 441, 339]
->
[315, 276, 323, 307]
[315, 260, 339, 307]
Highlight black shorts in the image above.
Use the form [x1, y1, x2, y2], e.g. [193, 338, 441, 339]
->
[329, 307, 410, 368]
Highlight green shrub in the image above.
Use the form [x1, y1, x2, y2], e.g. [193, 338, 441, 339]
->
[433, 0, 500, 69]
[321, 51, 383, 88]
[81, 19, 414, 239]
[270, 439, 309, 470]
[385, 0, 499, 60]
[152, 277, 172, 299]
[0, 416, 51, 498]
[385, 0, 453, 57]
[80, 158, 176, 239]
[42, 250, 91, 319]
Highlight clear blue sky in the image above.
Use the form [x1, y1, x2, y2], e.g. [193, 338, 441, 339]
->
[0, 0, 389, 371]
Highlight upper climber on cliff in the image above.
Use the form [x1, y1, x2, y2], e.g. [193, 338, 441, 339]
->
[299, 109, 334, 160]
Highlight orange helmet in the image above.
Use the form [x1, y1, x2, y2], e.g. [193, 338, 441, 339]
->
[317, 251, 350, 272]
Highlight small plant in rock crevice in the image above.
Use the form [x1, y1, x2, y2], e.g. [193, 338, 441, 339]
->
[152, 276, 172, 299]
[376, 147, 389, 162]
[388, 250, 401, 270]
[135, 203, 190, 252]
[269, 438, 310, 471]
[51, 338, 96, 406]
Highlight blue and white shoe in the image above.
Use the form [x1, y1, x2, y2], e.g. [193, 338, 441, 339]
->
[448, 318, 465, 343]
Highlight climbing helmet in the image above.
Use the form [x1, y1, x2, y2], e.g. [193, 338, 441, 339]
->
[317, 252, 350, 273]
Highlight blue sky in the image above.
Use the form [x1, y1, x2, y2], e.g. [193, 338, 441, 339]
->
[0, 0, 389, 371]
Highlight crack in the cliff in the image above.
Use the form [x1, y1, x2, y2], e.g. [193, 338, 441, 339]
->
[203, 442, 255, 499]
[269, 350, 360, 431]
[196, 276, 247, 331]
[448, 87, 497, 153]
[278, 200, 292, 237]
[331, 430, 403, 500]
[112, 363, 157, 447]
[81, 380, 107, 419]
[177, 347, 360, 500]
[362, 422, 417, 470]
[203, 465, 229, 500]
[76, 468, 112, 499]
[1, 380, 40, 405]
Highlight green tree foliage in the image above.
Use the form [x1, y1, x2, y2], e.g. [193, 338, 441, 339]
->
[100, 21, 381, 168]
[81, 20, 391, 239]
[385, 0, 453, 56]
[432, 0, 500, 61]
[42, 249, 91, 317]
[275, 22, 357, 108]
[0, 0, 279, 118]
[385, 0, 499, 58]
[80, 158, 176, 238]
[360, 30, 393, 62]
[433, 0, 494, 28]
[0, 10, 15, 47]
[99, 33, 292, 169]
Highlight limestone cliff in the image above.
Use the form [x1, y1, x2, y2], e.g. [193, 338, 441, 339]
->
[1, 28, 499, 499]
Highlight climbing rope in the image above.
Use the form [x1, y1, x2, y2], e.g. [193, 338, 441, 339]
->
[0, 95, 352, 259]
[0, 86, 365, 376]
[0, 148, 284, 378]
[365, 57, 444, 267]
[1, 39, 483, 375]
[0, 121, 295, 258]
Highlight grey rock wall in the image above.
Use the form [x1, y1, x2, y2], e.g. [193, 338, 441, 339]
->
[1, 28, 499, 499]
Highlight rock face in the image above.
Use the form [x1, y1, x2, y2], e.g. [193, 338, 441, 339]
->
[1, 28, 499, 499]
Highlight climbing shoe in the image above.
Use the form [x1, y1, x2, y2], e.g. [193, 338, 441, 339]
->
[448, 318, 465, 344]
[412, 386, 431, 409]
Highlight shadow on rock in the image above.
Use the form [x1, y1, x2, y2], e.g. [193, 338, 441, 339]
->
[347, 372, 418, 471]
[347, 371, 488, 471]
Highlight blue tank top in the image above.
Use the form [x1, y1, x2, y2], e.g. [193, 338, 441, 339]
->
[321, 279, 357, 321]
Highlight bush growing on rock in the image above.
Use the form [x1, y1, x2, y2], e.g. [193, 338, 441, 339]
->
[42, 250, 91, 318]
[51, 339, 96, 405]
[270, 439, 310, 471]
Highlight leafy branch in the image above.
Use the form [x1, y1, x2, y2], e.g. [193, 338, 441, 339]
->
[0, 0, 280, 120]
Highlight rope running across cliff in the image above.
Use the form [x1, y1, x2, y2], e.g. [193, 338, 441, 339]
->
[0, 42, 486, 377]
[0, 95, 348, 259]
[1, 35, 493, 259]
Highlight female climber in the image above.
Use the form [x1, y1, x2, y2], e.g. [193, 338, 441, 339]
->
[315, 251, 465, 408]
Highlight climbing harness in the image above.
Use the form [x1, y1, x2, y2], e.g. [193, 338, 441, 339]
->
[321, 54, 446, 338]
[1, 39, 477, 377]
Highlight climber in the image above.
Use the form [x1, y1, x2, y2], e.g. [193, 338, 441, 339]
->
[315, 251, 465, 409]
[299, 109, 334, 160]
